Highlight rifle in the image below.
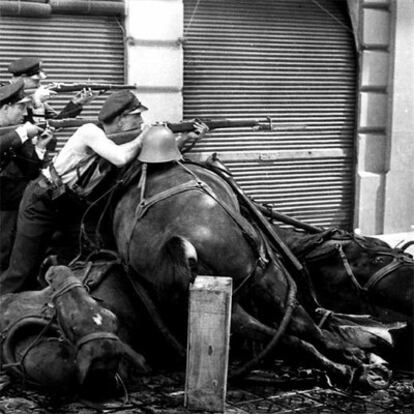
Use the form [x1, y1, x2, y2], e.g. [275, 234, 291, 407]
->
[1, 117, 306, 136]
[47, 83, 137, 94]
[0, 118, 99, 136]
[0, 119, 141, 148]
[166, 117, 306, 133]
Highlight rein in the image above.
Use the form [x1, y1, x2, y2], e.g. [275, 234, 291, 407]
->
[1, 272, 121, 384]
[118, 161, 297, 375]
[76, 332, 120, 350]
[125, 161, 267, 280]
[302, 230, 414, 296]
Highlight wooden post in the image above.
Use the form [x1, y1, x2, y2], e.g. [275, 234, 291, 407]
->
[185, 276, 232, 412]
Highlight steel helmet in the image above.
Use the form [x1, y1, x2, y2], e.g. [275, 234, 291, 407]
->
[138, 124, 182, 163]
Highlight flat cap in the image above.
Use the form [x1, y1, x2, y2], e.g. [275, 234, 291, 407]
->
[8, 57, 43, 77]
[98, 90, 148, 123]
[0, 80, 31, 107]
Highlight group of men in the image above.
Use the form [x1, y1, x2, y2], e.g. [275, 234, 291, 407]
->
[0, 57, 208, 295]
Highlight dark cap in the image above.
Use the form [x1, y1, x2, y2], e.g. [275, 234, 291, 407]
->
[98, 90, 148, 123]
[0, 80, 31, 107]
[8, 57, 44, 77]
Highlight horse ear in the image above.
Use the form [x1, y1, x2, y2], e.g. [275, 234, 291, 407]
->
[38, 255, 60, 287]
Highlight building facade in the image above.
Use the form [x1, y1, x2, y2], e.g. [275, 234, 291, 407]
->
[0, 0, 412, 237]
[125, 0, 413, 236]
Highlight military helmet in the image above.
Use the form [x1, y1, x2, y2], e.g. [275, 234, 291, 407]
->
[138, 124, 182, 163]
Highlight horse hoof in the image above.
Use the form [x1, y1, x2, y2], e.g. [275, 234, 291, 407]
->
[353, 363, 392, 391]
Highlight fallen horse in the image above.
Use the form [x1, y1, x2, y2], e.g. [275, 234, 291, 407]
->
[0, 154, 403, 394]
[274, 225, 414, 324]
[204, 157, 413, 369]
[0, 264, 148, 394]
[0, 256, 393, 394]
[112, 158, 394, 389]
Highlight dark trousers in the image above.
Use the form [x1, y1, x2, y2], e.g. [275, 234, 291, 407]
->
[0, 177, 84, 294]
[0, 209, 18, 272]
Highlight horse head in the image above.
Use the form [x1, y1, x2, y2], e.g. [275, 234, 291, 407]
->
[46, 265, 123, 388]
[339, 234, 414, 320]
[281, 227, 414, 322]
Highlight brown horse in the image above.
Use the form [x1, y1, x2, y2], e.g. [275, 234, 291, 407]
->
[0, 264, 148, 394]
[112, 161, 393, 388]
[272, 226, 414, 324]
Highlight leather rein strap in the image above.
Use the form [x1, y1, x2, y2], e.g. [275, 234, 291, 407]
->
[304, 233, 414, 295]
[125, 161, 267, 271]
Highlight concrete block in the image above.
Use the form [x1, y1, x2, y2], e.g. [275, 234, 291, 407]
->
[355, 171, 385, 234]
[126, 0, 183, 40]
[361, 51, 389, 88]
[362, 9, 390, 46]
[359, 92, 387, 129]
[363, 0, 390, 5]
[128, 45, 183, 88]
[357, 133, 387, 173]
[139, 92, 183, 124]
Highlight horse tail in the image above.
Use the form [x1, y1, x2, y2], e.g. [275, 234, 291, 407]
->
[154, 236, 198, 302]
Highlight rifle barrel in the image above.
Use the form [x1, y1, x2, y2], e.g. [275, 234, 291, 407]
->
[167, 119, 260, 133]
[48, 83, 137, 93]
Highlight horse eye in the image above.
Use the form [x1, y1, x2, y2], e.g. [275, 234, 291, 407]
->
[372, 257, 385, 264]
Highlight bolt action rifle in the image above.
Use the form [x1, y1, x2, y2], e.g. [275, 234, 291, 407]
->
[44, 83, 138, 94]
[0, 116, 305, 137]
[0, 118, 99, 136]
[166, 117, 306, 133]
[1, 117, 307, 147]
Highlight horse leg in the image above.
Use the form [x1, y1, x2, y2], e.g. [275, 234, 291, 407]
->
[230, 303, 356, 386]
[248, 263, 367, 367]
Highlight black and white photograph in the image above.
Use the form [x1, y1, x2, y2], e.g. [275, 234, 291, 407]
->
[0, 0, 413, 412]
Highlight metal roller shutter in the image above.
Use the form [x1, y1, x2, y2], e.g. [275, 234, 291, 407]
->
[0, 14, 125, 149]
[183, 0, 356, 230]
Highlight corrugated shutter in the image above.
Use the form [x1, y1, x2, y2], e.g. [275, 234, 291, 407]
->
[0, 14, 125, 149]
[183, 0, 356, 229]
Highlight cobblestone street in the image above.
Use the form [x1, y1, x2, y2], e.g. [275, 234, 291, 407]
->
[1, 366, 413, 413]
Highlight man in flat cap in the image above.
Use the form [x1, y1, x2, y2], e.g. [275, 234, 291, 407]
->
[8, 57, 94, 122]
[0, 80, 55, 272]
[1, 90, 208, 294]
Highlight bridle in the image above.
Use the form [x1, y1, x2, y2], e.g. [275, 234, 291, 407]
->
[363, 242, 414, 291]
[313, 235, 414, 296]
[1, 273, 121, 385]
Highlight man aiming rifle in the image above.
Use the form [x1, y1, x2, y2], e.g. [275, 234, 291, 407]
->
[0, 90, 209, 294]
[7, 57, 96, 122]
[0, 80, 54, 271]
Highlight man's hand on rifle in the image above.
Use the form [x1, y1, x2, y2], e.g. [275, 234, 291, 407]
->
[188, 120, 210, 140]
[19, 122, 43, 139]
[177, 120, 209, 152]
[71, 88, 98, 106]
[35, 126, 56, 151]
[32, 86, 57, 108]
